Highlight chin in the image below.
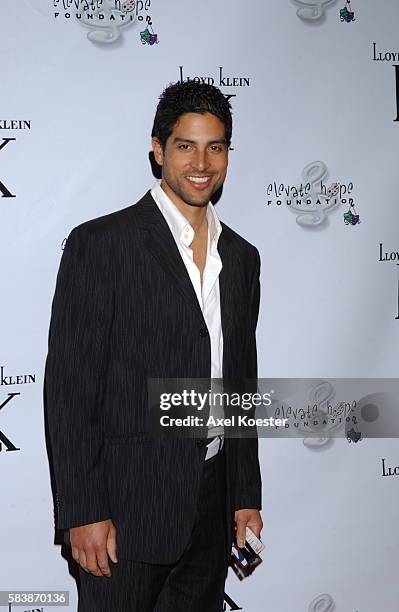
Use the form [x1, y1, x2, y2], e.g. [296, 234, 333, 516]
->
[185, 197, 209, 207]
[179, 189, 209, 207]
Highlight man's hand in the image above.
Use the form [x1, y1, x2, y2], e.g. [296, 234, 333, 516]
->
[234, 509, 263, 548]
[70, 519, 118, 577]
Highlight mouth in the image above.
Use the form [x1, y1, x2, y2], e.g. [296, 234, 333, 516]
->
[185, 175, 213, 191]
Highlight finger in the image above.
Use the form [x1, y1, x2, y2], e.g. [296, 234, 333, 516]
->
[107, 527, 118, 564]
[96, 549, 111, 577]
[248, 520, 263, 538]
[85, 550, 102, 576]
[235, 519, 246, 548]
[71, 546, 80, 563]
[78, 550, 88, 572]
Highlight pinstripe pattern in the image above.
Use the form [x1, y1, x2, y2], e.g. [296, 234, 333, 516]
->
[44, 190, 262, 565]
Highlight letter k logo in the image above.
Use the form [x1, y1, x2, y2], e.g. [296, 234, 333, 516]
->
[0, 393, 21, 452]
[0, 138, 16, 198]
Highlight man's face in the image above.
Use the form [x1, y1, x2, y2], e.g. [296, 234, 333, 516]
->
[152, 111, 229, 208]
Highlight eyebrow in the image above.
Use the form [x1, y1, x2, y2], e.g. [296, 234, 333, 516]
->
[172, 137, 227, 145]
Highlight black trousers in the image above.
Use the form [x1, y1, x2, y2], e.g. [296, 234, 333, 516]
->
[77, 445, 228, 612]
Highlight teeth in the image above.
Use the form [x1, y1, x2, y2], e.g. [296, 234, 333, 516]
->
[186, 176, 210, 184]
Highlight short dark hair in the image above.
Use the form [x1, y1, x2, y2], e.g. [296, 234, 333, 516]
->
[151, 81, 232, 149]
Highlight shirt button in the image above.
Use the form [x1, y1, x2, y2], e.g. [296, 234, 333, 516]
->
[199, 327, 209, 337]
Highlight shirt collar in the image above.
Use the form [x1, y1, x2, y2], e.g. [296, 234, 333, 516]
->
[150, 179, 222, 248]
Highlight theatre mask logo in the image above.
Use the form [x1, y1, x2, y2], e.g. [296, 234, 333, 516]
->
[340, 0, 355, 22]
[266, 160, 359, 228]
[291, 0, 336, 21]
[53, 0, 159, 45]
[347, 427, 362, 443]
[372, 43, 399, 122]
[139, 13, 158, 45]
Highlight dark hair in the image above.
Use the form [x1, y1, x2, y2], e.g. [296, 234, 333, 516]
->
[151, 81, 232, 149]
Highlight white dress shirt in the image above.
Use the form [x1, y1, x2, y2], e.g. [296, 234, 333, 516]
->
[150, 179, 224, 438]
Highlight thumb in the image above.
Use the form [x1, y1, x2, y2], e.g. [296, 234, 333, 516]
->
[107, 525, 118, 563]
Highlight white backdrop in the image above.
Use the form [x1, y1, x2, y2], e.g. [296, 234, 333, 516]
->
[1, 1, 399, 610]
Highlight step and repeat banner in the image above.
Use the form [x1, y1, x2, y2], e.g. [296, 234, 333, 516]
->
[1, 0, 399, 610]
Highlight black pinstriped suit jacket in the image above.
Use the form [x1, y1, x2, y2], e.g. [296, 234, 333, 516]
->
[44, 189, 262, 565]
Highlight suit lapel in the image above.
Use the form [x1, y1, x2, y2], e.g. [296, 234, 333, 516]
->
[217, 227, 235, 334]
[134, 191, 205, 326]
[134, 190, 237, 344]
[217, 229, 242, 380]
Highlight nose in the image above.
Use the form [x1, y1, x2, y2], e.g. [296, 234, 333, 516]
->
[191, 148, 210, 172]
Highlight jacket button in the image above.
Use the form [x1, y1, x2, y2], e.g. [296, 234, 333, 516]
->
[199, 327, 208, 337]
[196, 439, 206, 447]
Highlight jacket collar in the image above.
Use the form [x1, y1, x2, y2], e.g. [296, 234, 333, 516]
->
[132, 190, 237, 349]
[150, 179, 222, 248]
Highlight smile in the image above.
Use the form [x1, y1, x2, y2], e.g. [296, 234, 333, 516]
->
[186, 176, 212, 184]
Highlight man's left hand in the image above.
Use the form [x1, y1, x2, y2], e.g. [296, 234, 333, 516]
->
[234, 509, 263, 548]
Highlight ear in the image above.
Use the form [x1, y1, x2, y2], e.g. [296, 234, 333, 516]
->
[151, 137, 164, 167]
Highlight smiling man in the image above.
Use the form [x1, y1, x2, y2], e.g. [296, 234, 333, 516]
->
[44, 81, 263, 612]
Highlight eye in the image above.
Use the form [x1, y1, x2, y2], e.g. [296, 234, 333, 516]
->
[178, 143, 191, 151]
[210, 145, 223, 153]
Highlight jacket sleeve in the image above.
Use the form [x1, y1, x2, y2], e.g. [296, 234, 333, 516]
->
[44, 225, 114, 529]
[234, 246, 262, 511]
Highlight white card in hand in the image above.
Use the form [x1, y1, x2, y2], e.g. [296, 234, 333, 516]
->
[245, 527, 265, 554]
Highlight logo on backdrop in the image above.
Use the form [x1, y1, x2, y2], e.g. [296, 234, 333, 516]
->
[291, 0, 336, 21]
[0, 365, 36, 387]
[0, 393, 21, 453]
[0, 121, 31, 130]
[266, 160, 359, 228]
[372, 43, 399, 121]
[139, 12, 158, 45]
[53, 0, 159, 45]
[381, 457, 399, 477]
[268, 380, 381, 450]
[301, 381, 358, 449]
[378, 242, 399, 320]
[308, 593, 335, 611]
[0, 137, 17, 199]
[347, 427, 362, 443]
[0, 366, 36, 453]
[178, 66, 250, 103]
[340, 0, 355, 23]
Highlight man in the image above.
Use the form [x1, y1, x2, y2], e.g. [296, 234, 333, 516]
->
[44, 81, 262, 612]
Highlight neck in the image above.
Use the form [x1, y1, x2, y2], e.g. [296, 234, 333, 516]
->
[160, 179, 208, 233]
